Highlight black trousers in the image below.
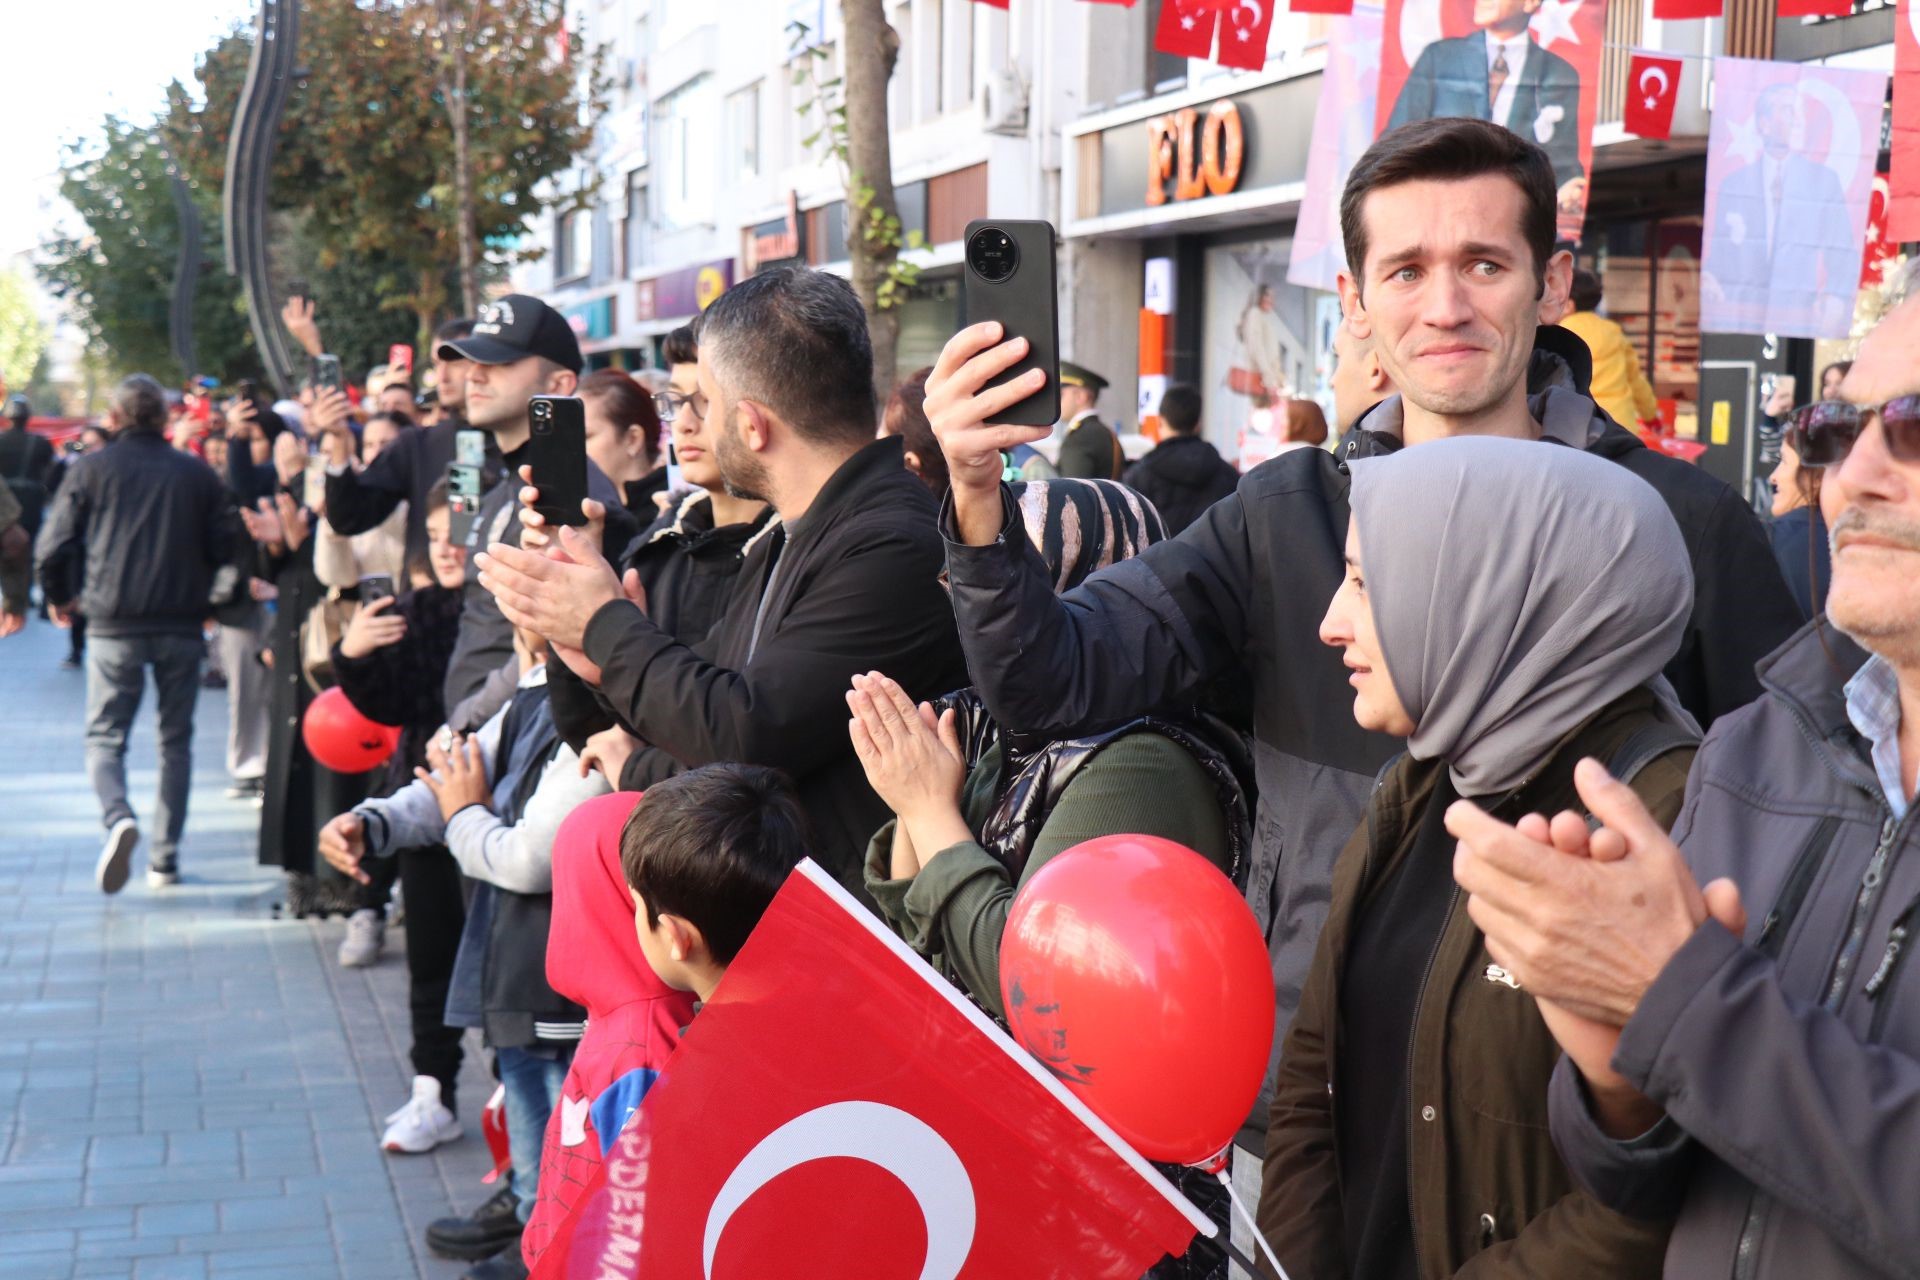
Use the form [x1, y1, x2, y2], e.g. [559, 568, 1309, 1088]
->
[398, 843, 468, 1111]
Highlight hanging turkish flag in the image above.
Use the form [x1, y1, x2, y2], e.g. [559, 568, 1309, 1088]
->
[1155, 0, 1221, 59]
[529, 862, 1211, 1280]
[1778, 0, 1851, 16]
[1893, 0, 1920, 241]
[1653, 0, 1721, 17]
[1216, 0, 1277, 66]
[1291, 0, 1355, 15]
[1623, 52, 1684, 140]
[972, 0, 1010, 8]
[1864, 170, 1900, 288]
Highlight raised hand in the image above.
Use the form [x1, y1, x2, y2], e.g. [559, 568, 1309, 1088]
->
[925, 322, 1051, 546]
[846, 671, 971, 863]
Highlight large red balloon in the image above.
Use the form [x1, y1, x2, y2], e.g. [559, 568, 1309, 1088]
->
[999, 834, 1275, 1165]
[302, 686, 401, 774]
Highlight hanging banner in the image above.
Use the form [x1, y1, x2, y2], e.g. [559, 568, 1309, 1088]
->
[1376, 0, 1608, 243]
[1156, 0, 1222, 58]
[1289, 4, 1386, 292]
[1778, 0, 1851, 16]
[1217, 0, 1278, 66]
[1893, 0, 1920, 241]
[1701, 58, 1887, 340]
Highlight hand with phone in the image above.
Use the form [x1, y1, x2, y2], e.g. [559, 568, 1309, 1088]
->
[526, 395, 590, 529]
[340, 593, 407, 660]
[308, 385, 355, 466]
[516, 464, 606, 558]
[930, 219, 1060, 548]
[283, 295, 324, 357]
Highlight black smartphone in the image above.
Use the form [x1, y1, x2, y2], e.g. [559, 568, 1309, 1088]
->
[959, 219, 1060, 429]
[527, 395, 590, 527]
[311, 354, 345, 395]
[358, 574, 395, 604]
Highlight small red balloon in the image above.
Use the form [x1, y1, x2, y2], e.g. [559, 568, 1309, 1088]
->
[302, 686, 401, 774]
[1000, 834, 1275, 1165]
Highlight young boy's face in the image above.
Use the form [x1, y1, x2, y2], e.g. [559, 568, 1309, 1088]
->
[631, 887, 697, 994]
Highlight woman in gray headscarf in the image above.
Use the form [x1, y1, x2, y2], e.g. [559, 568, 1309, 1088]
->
[1259, 436, 1696, 1280]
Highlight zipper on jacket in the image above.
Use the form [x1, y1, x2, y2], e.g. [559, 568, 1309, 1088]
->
[1866, 899, 1919, 1040]
[1824, 814, 1900, 1007]
[1731, 1198, 1771, 1280]
[1756, 815, 1840, 957]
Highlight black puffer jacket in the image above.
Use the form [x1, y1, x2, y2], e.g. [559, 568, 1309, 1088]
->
[941, 326, 1802, 1143]
[1123, 434, 1239, 535]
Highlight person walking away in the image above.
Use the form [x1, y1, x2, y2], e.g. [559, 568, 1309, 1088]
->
[1768, 408, 1832, 620]
[0, 393, 55, 548]
[1259, 436, 1694, 1278]
[1055, 361, 1125, 480]
[1445, 281, 1920, 1280]
[1125, 384, 1239, 534]
[1558, 269, 1661, 432]
[35, 374, 236, 892]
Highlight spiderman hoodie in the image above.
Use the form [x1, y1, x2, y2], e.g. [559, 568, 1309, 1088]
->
[522, 792, 697, 1269]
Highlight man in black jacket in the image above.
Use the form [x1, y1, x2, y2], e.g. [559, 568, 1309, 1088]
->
[36, 374, 237, 894]
[924, 118, 1800, 1147]
[475, 267, 968, 880]
[1122, 383, 1238, 534]
[0, 393, 55, 540]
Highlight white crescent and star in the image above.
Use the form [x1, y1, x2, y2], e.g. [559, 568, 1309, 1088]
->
[1528, 0, 1583, 50]
[1638, 64, 1670, 110]
[702, 1101, 977, 1280]
[1232, 0, 1266, 39]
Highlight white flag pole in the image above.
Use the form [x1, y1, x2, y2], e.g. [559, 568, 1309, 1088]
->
[1215, 1167, 1294, 1280]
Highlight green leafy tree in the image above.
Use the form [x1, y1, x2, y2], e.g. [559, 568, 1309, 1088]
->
[0, 270, 49, 393]
[164, 0, 606, 341]
[39, 116, 259, 385]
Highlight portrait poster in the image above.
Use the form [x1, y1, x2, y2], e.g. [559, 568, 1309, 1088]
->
[1700, 58, 1887, 340]
[1375, 0, 1606, 243]
[1288, 4, 1385, 294]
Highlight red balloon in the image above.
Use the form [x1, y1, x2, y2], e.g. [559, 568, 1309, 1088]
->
[302, 686, 401, 774]
[999, 834, 1275, 1165]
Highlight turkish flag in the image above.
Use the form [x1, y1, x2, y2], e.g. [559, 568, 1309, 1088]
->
[530, 862, 1208, 1280]
[1217, 0, 1277, 65]
[1155, 0, 1220, 59]
[1622, 52, 1683, 140]
[1653, 0, 1721, 17]
[1291, 0, 1355, 14]
[970, 0, 1009, 8]
[1893, 0, 1920, 241]
[1778, 0, 1851, 15]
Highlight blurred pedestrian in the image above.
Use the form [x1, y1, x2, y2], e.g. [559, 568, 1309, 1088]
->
[1124, 384, 1238, 534]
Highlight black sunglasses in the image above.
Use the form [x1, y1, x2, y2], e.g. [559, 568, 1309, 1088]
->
[1785, 397, 1920, 469]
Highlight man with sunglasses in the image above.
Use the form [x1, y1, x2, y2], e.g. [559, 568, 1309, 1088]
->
[1449, 276, 1920, 1278]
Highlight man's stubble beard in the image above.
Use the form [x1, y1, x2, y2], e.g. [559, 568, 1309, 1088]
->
[714, 411, 770, 504]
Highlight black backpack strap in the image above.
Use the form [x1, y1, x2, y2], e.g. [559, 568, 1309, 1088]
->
[1606, 722, 1700, 786]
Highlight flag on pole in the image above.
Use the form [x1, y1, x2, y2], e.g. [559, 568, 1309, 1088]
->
[1289, 3, 1384, 292]
[529, 861, 1211, 1279]
[1701, 57, 1887, 339]
[1893, 0, 1920, 241]
[1217, 0, 1278, 67]
[1155, 0, 1222, 58]
[1652, 0, 1721, 18]
[1623, 52, 1684, 140]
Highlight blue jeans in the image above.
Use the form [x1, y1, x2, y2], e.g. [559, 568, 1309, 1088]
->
[498, 1044, 571, 1222]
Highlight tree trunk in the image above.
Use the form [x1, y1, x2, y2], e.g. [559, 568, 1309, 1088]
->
[437, 0, 479, 317]
[840, 0, 902, 418]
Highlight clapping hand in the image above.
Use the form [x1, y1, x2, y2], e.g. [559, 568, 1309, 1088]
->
[476, 530, 623, 653]
[846, 672, 971, 868]
[418, 733, 492, 823]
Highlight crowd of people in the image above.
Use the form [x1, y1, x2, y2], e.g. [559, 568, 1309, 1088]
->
[3, 113, 1918, 1280]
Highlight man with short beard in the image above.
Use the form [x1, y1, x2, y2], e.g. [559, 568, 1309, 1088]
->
[473, 267, 967, 879]
[924, 117, 1799, 1156]
[1447, 275, 1920, 1279]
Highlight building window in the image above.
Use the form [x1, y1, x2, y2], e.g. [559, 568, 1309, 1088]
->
[727, 83, 761, 181]
[1145, 0, 1189, 93]
[556, 207, 592, 282]
[624, 171, 649, 276]
[655, 75, 717, 230]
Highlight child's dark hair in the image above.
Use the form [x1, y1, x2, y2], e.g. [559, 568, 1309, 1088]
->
[620, 764, 811, 964]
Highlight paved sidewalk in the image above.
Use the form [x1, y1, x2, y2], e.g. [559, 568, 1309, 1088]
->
[0, 622, 498, 1280]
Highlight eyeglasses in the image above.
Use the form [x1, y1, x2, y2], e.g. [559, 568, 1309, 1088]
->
[1785, 397, 1920, 469]
[653, 389, 708, 421]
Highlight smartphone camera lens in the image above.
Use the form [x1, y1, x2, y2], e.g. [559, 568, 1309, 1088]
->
[967, 227, 1020, 284]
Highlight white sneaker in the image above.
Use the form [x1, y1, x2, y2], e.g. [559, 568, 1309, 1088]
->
[338, 908, 386, 968]
[96, 819, 140, 895]
[382, 1075, 463, 1153]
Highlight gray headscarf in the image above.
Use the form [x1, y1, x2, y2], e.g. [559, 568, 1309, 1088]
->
[1349, 436, 1695, 797]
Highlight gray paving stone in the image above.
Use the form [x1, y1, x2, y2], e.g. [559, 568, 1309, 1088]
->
[0, 624, 498, 1278]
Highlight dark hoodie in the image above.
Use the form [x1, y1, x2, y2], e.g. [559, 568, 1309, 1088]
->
[522, 792, 696, 1269]
[1123, 433, 1240, 535]
[939, 325, 1803, 1145]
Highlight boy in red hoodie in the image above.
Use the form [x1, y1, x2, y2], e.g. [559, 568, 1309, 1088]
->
[522, 765, 810, 1269]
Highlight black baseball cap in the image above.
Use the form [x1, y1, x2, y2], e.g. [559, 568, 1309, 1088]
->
[437, 294, 584, 374]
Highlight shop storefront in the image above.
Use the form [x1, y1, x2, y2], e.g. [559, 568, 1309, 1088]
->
[630, 258, 735, 368]
[1062, 71, 1328, 465]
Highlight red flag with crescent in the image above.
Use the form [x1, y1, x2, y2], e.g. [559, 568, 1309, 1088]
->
[1893, 0, 1920, 241]
[1623, 51, 1683, 140]
[1217, 0, 1278, 67]
[528, 861, 1209, 1280]
[1155, 0, 1222, 59]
